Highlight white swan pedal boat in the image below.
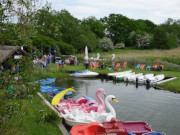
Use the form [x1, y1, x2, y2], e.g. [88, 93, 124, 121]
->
[61, 95, 118, 127]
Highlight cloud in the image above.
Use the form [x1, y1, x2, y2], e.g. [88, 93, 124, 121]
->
[45, 0, 180, 24]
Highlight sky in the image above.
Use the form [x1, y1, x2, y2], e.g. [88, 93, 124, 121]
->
[45, 0, 180, 24]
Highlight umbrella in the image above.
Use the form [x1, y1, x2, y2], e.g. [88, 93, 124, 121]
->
[84, 46, 88, 61]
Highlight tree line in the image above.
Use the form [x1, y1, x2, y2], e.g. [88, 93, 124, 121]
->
[0, 0, 180, 56]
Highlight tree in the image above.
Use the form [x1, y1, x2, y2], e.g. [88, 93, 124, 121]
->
[82, 16, 105, 39]
[101, 14, 137, 46]
[152, 27, 168, 49]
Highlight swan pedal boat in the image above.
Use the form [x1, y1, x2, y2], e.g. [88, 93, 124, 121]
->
[70, 70, 99, 77]
[61, 95, 118, 127]
[70, 119, 153, 135]
[54, 88, 106, 114]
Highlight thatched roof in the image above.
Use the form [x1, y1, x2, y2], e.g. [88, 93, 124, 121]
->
[0, 45, 29, 63]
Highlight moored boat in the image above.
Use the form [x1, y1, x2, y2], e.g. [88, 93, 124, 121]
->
[70, 70, 99, 77]
[70, 119, 153, 135]
[146, 74, 165, 85]
[107, 70, 132, 77]
[134, 74, 154, 84]
[116, 72, 135, 81]
[124, 73, 143, 82]
[34, 78, 56, 85]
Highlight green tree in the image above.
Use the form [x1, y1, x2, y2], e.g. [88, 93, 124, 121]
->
[82, 16, 105, 39]
[101, 14, 137, 46]
[152, 27, 168, 49]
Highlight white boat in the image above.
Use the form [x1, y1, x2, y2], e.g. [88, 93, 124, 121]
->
[108, 70, 132, 77]
[61, 95, 118, 127]
[70, 70, 99, 77]
[116, 72, 135, 78]
[146, 74, 165, 85]
[134, 74, 154, 84]
[124, 73, 143, 82]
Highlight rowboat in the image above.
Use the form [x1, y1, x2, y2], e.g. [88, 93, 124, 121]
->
[134, 74, 154, 84]
[146, 74, 165, 85]
[116, 72, 135, 81]
[70, 70, 99, 77]
[124, 73, 143, 82]
[107, 70, 132, 77]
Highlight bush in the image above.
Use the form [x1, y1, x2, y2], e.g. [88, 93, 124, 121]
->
[56, 41, 76, 55]
[100, 37, 114, 51]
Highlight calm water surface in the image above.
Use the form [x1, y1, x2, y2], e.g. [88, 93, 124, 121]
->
[55, 78, 180, 135]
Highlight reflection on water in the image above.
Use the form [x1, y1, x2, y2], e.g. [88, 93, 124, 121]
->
[55, 78, 180, 135]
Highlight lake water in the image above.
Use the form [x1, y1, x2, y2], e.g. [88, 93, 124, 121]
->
[55, 78, 180, 135]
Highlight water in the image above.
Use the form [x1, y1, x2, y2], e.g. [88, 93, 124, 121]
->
[55, 78, 180, 135]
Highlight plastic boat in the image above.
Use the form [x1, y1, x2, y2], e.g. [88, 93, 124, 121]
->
[146, 74, 165, 85]
[116, 72, 135, 81]
[34, 78, 56, 85]
[62, 95, 118, 127]
[134, 74, 154, 84]
[40, 85, 73, 99]
[107, 70, 132, 77]
[70, 70, 99, 77]
[70, 119, 152, 135]
[124, 73, 143, 82]
[56, 88, 106, 114]
[40, 86, 66, 93]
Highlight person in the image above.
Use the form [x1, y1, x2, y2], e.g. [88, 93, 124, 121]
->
[58, 59, 62, 68]
[70, 58, 74, 65]
[1, 65, 4, 72]
[84, 58, 89, 69]
[74, 58, 78, 65]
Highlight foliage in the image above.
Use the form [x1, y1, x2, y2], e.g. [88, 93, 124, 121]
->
[32, 35, 56, 54]
[152, 27, 168, 49]
[56, 41, 76, 55]
[100, 37, 114, 51]
[167, 33, 179, 49]
[82, 16, 105, 38]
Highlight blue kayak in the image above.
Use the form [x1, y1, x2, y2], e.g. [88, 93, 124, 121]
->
[35, 78, 56, 85]
[40, 85, 73, 99]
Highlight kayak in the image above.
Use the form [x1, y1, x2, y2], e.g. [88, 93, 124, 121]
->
[34, 78, 56, 85]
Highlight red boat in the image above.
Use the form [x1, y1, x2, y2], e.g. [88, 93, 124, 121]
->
[71, 119, 153, 135]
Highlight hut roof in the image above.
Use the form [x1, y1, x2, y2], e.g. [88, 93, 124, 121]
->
[0, 45, 29, 63]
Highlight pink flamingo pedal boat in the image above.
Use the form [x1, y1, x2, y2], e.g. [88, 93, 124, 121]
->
[55, 88, 106, 113]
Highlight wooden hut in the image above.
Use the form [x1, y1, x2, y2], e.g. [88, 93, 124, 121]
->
[0, 45, 29, 69]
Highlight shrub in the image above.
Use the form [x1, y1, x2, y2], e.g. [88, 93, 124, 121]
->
[100, 37, 114, 51]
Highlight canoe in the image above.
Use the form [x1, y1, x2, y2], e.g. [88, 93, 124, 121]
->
[34, 78, 56, 85]
[70, 120, 152, 135]
[107, 70, 132, 77]
[70, 70, 99, 77]
[146, 74, 165, 85]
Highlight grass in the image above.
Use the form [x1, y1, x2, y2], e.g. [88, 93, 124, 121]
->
[0, 94, 62, 135]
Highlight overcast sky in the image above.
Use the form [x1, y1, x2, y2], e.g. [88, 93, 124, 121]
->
[45, 0, 180, 24]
